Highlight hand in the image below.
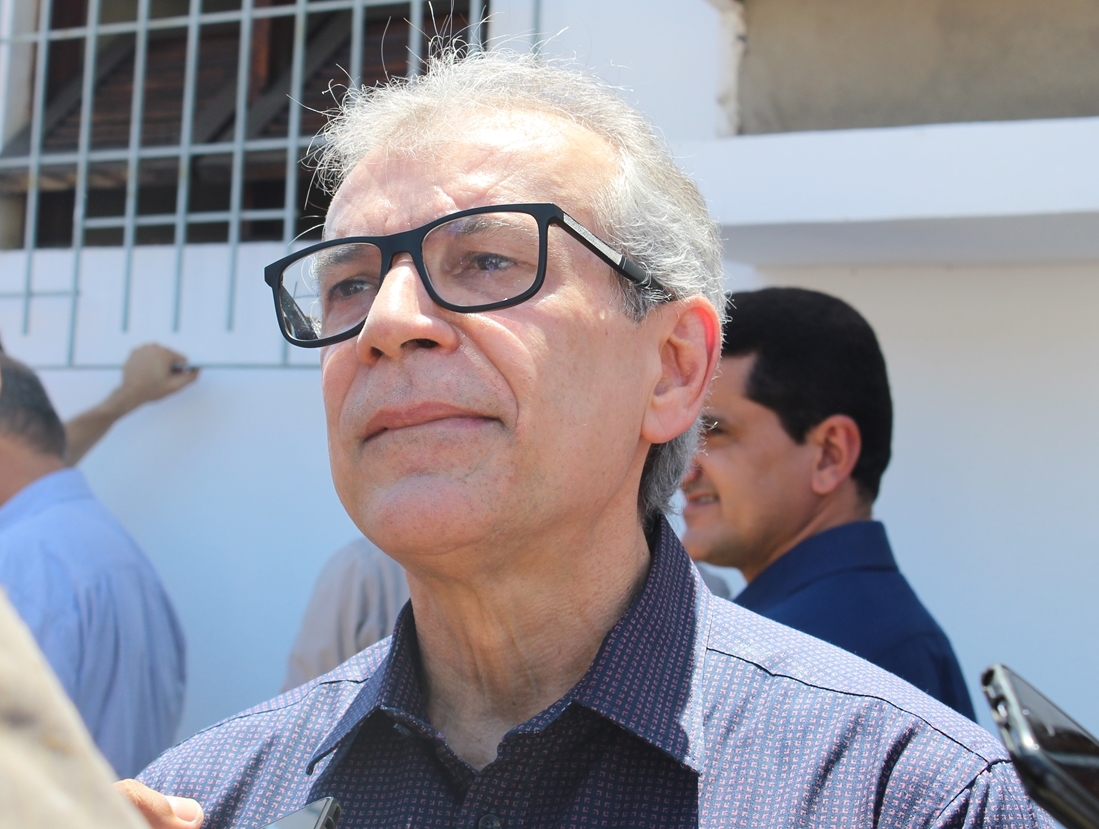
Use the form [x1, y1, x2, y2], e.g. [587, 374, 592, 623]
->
[114, 344, 200, 413]
[115, 779, 204, 829]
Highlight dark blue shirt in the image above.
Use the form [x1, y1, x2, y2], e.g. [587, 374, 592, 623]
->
[735, 520, 975, 718]
[141, 517, 1046, 828]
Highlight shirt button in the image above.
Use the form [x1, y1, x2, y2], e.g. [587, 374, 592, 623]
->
[477, 815, 502, 829]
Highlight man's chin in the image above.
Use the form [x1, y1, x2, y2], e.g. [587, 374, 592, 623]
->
[349, 482, 504, 553]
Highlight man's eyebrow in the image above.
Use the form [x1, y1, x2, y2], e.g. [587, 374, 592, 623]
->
[447, 215, 532, 236]
[313, 244, 377, 269]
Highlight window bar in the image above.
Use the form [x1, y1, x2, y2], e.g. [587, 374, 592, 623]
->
[120, 0, 153, 332]
[0, 1, 17, 143]
[531, 0, 543, 53]
[279, 0, 307, 249]
[469, 0, 484, 49]
[408, 0, 423, 76]
[170, 0, 203, 332]
[18, 0, 54, 334]
[224, 0, 258, 332]
[349, 0, 364, 90]
[65, 0, 105, 363]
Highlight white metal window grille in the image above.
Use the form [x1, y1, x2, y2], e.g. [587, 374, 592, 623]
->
[0, 0, 485, 366]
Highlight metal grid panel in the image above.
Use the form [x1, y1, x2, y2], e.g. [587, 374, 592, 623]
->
[0, 0, 486, 367]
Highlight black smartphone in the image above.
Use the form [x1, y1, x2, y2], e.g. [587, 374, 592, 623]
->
[982, 664, 1099, 829]
[259, 797, 342, 829]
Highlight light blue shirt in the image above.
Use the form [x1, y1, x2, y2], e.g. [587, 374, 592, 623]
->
[0, 468, 186, 777]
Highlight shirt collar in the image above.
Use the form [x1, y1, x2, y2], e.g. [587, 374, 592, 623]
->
[308, 514, 709, 774]
[735, 520, 896, 612]
[0, 468, 91, 531]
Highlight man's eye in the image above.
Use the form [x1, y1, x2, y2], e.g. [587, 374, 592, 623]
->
[469, 252, 515, 272]
[327, 278, 373, 301]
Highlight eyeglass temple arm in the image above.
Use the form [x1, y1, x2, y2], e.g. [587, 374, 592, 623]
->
[558, 213, 657, 290]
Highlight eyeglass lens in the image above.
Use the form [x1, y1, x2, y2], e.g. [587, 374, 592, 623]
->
[277, 211, 543, 342]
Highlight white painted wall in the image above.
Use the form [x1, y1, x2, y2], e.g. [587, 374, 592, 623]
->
[737, 262, 1099, 737]
[488, 0, 725, 141]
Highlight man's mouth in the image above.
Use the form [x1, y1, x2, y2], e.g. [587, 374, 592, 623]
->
[683, 490, 719, 508]
[362, 402, 494, 442]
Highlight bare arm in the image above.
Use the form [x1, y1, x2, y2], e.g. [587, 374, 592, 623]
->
[65, 344, 199, 465]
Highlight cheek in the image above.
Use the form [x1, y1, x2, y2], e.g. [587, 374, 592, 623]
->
[320, 345, 358, 436]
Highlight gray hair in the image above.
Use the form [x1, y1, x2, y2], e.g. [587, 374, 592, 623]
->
[0, 354, 67, 459]
[316, 47, 726, 522]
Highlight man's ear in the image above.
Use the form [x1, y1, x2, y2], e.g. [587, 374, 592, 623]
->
[641, 296, 721, 445]
[807, 414, 862, 496]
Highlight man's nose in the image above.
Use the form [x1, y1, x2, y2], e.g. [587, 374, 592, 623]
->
[355, 254, 459, 363]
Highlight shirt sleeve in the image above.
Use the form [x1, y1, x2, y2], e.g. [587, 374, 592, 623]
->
[930, 761, 1057, 829]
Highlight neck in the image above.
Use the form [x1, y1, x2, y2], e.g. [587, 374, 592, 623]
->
[0, 435, 66, 508]
[407, 501, 652, 771]
[741, 487, 871, 584]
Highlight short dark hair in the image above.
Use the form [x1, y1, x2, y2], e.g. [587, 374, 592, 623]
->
[0, 354, 67, 459]
[723, 287, 892, 501]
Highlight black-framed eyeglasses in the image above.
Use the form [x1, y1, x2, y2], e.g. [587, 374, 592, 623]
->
[264, 202, 660, 348]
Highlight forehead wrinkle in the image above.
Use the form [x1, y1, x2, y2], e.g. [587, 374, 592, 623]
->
[322, 114, 619, 253]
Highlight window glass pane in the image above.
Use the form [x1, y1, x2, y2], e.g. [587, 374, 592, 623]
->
[52, 0, 89, 30]
[203, 0, 241, 11]
[295, 162, 331, 241]
[188, 153, 231, 212]
[244, 150, 285, 210]
[138, 158, 178, 216]
[100, 0, 138, 24]
[241, 219, 281, 242]
[244, 10, 295, 139]
[136, 224, 175, 244]
[0, 169, 29, 249]
[142, 28, 188, 146]
[42, 36, 85, 153]
[192, 22, 240, 145]
[150, 0, 190, 19]
[187, 221, 228, 242]
[86, 161, 128, 217]
[36, 166, 77, 248]
[90, 33, 137, 149]
[84, 227, 124, 246]
[424, 1, 474, 63]
[362, 4, 411, 87]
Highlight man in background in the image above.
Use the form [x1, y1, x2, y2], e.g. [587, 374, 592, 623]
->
[281, 536, 410, 691]
[682, 287, 974, 717]
[0, 350, 154, 828]
[0, 353, 188, 776]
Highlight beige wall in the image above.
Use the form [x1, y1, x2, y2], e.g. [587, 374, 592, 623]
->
[740, 262, 1099, 730]
[737, 0, 1099, 133]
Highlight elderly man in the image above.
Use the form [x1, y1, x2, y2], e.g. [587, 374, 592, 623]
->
[127, 51, 1048, 828]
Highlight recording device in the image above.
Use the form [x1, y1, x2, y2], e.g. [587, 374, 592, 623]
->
[259, 797, 341, 829]
[982, 664, 1099, 829]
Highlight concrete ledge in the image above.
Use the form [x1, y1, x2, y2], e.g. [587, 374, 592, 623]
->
[673, 117, 1099, 264]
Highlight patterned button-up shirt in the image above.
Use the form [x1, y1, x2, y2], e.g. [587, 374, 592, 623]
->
[141, 517, 1051, 828]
